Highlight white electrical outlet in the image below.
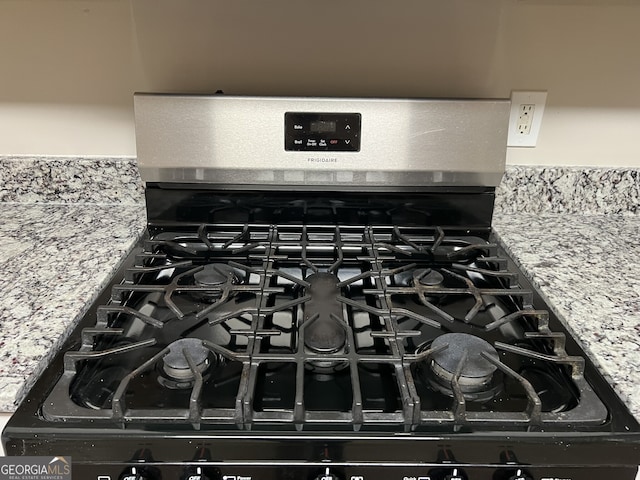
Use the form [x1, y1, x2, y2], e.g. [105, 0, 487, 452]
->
[507, 91, 547, 147]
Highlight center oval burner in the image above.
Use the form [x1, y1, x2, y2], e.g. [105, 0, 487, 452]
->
[306, 272, 340, 299]
[421, 332, 503, 402]
[305, 315, 347, 354]
[303, 272, 348, 373]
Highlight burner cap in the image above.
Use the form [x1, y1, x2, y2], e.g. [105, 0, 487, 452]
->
[430, 333, 499, 385]
[303, 273, 346, 354]
[305, 315, 347, 354]
[162, 338, 211, 380]
[303, 272, 349, 374]
[193, 263, 238, 287]
[192, 264, 238, 303]
[394, 268, 444, 287]
[419, 333, 503, 402]
[415, 268, 444, 287]
[306, 272, 340, 298]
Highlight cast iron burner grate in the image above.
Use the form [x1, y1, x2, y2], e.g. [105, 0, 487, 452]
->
[43, 223, 608, 432]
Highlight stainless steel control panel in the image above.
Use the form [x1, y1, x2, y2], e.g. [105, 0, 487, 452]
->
[134, 94, 510, 187]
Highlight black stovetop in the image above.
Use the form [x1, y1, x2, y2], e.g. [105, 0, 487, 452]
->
[16, 190, 630, 434]
[41, 221, 607, 433]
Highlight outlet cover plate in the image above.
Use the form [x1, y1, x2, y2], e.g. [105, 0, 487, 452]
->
[508, 91, 547, 147]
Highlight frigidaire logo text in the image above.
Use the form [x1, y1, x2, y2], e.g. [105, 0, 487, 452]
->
[0, 456, 71, 479]
[307, 157, 338, 163]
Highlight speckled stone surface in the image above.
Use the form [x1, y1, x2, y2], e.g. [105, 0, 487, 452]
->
[493, 213, 640, 420]
[496, 166, 640, 215]
[0, 156, 144, 204]
[0, 204, 146, 411]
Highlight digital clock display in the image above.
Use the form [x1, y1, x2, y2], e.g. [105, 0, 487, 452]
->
[285, 112, 360, 152]
[309, 120, 337, 133]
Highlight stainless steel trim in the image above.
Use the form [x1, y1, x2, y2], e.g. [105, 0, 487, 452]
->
[138, 168, 503, 188]
[134, 94, 510, 187]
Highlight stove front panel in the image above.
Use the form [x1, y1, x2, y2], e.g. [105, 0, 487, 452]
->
[68, 461, 640, 480]
[5, 433, 640, 480]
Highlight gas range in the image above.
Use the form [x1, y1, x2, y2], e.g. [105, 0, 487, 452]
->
[3, 95, 639, 480]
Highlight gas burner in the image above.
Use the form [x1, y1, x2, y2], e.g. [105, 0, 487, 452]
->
[305, 316, 347, 354]
[304, 274, 346, 354]
[192, 263, 238, 302]
[414, 268, 444, 287]
[303, 272, 348, 373]
[303, 272, 346, 355]
[420, 332, 503, 402]
[159, 338, 216, 389]
[305, 272, 339, 298]
[393, 267, 444, 288]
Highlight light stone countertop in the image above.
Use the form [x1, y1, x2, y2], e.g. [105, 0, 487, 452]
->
[492, 213, 640, 421]
[0, 203, 146, 411]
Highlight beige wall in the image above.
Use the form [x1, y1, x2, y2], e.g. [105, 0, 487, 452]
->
[1, 0, 639, 166]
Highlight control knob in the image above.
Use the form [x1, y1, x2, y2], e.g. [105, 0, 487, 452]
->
[313, 467, 341, 480]
[496, 451, 533, 480]
[443, 468, 468, 480]
[119, 449, 160, 480]
[506, 470, 532, 480]
[181, 466, 212, 480]
[119, 466, 157, 480]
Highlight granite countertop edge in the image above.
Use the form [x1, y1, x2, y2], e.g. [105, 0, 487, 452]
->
[0, 203, 147, 412]
[492, 212, 640, 421]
